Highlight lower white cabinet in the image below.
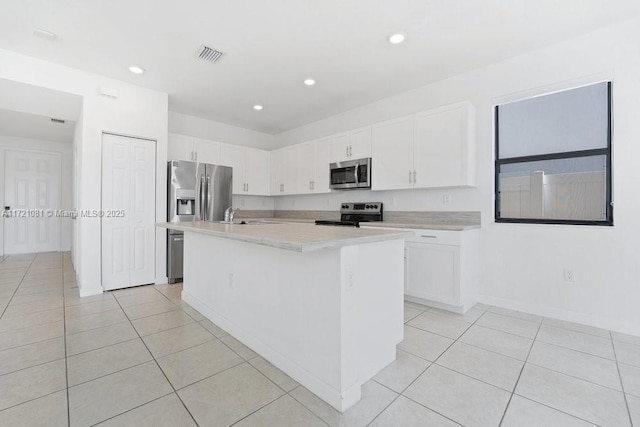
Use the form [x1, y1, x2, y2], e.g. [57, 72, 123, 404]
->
[404, 229, 479, 313]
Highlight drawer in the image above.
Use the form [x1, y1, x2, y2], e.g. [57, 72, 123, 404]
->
[405, 229, 460, 246]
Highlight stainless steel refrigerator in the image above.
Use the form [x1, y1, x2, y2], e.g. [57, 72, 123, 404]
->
[167, 160, 232, 283]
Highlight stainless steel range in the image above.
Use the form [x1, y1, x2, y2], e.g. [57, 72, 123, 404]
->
[315, 202, 383, 227]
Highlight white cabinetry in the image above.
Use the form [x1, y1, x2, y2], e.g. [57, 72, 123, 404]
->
[297, 137, 331, 194]
[413, 102, 475, 188]
[220, 144, 269, 195]
[330, 126, 372, 162]
[371, 102, 475, 191]
[404, 229, 479, 313]
[270, 146, 299, 195]
[371, 117, 413, 190]
[168, 133, 220, 163]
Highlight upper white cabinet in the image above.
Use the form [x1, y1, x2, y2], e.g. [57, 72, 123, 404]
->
[371, 117, 413, 190]
[372, 102, 475, 191]
[413, 102, 475, 188]
[297, 137, 331, 194]
[220, 144, 270, 195]
[168, 133, 220, 164]
[330, 126, 372, 162]
[270, 146, 299, 195]
[193, 137, 221, 164]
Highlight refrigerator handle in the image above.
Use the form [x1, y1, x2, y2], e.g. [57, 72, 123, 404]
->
[199, 174, 206, 220]
[205, 175, 211, 221]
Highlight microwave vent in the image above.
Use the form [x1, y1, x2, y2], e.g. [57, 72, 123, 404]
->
[196, 45, 224, 64]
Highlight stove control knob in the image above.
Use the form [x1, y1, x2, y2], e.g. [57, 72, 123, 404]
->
[373, 204, 378, 209]
[342, 204, 348, 209]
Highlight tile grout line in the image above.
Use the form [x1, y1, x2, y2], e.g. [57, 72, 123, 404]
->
[611, 329, 635, 427]
[0, 255, 36, 318]
[497, 313, 544, 427]
[110, 289, 202, 427]
[366, 305, 492, 426]
[61, 254, 71, 427]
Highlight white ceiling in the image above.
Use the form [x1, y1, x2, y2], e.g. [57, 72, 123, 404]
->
[0, 0, 638, 134]
[0, 108, 76, 143]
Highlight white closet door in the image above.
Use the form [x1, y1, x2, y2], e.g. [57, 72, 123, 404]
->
[102, 134, 155, 290]
[3, 150, 61, 254]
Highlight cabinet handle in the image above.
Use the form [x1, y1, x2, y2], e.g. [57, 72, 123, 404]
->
[246, 183, 249, 192]
[194, 151, 198, 161]
[312, 180, 315, 190]
[413, 170, 417, 183]
[346, 146, 349, 157]
[349, 145, 352, 157]
[409, 171, 412, 183]
[420, 235, 437, 239]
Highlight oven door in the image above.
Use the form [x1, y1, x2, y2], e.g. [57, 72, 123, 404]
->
[330, 158, 371, 190]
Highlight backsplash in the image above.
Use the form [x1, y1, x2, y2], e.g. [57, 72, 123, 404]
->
[236, 209, 480, 225]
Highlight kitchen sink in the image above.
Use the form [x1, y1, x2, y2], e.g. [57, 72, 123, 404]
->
[218, 220, 282, 225]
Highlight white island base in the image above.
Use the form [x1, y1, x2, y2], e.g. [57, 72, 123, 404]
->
[181, 230, 405, 412]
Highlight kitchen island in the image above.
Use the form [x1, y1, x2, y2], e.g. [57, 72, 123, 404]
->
[158, 221, 409, 411]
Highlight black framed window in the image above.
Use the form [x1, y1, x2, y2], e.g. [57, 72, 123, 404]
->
[495, 82, 612, 225]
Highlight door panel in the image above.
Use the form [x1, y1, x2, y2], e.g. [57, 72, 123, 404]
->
[220, 144, 245, 194]
[3, 150, 61, 254]
[102, 134, 156, 290]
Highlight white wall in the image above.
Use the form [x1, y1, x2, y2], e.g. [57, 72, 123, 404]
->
[0, 135, 73, 255]
[169, 112, 277, 151]
[272, 18, 640, 335]
[0, 48, 169, 296]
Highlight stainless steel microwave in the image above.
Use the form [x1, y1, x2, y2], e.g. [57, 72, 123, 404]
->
[329, 158, 371, 190]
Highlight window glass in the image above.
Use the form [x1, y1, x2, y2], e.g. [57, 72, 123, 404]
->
[498, 82, 609, 158]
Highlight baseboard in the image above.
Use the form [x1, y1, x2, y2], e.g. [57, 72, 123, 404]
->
[155, 276, 169, 285]
[79, 285, 103, 297]
[477, 294, 640, 337]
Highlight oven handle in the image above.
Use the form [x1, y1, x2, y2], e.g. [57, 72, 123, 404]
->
[354, 162, 359, 185]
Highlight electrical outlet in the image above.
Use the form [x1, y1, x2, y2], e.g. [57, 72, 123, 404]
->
[563, 269, 575, 282]
[240, 198, 245, 207]
[442, 194, 451, 205]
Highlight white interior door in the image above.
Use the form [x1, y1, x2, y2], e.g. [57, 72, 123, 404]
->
[3, 149, 61, 254]
[102, 133, 156, 290]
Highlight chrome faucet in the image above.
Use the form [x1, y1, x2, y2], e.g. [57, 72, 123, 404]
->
[224, 207, 239, 223]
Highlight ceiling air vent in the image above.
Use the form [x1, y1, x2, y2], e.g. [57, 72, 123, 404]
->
[196, 45, 224, 63]
[50, 118, 65, 124]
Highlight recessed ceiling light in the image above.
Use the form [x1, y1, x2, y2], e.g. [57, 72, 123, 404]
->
[128, 66, 145, 74]
[253, 105, 263, 111]
[388, 33, 406, 45]
[303, 79, 316, 86]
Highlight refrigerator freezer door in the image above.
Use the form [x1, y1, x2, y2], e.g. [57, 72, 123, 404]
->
[205, 164, 233, 222]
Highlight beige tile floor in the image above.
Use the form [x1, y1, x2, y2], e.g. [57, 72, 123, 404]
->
[0, 252, 639, 426]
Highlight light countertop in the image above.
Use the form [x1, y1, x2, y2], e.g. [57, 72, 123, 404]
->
[157, 221, 411, 252]
[264, 217, 480, 231]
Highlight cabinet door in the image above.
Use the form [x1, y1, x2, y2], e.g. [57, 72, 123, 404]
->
[313, 138, 331, 193]
[168, 133, 194, 161]
[371, 116, 413, 190]
[330, 133, 350, 162]
[297, 142, 315, 194]
[349, 126, 372, 159]
[282, 145, 299, 194]
[270, 149, 284, 195]
[413, 103, 473, 188]
[405, 242, 459, 306]
[245, 148, 270, 195]
[193, 138, 221, 164]
[220, 144, 246, 194]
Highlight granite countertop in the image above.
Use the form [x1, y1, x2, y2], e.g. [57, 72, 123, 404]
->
[157, 221, 411, 252]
